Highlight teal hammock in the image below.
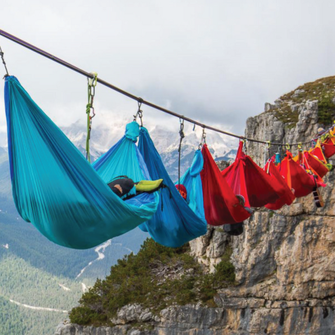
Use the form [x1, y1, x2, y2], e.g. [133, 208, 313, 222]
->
[138, 128, 207, 247]
[4, 76, 159, 249]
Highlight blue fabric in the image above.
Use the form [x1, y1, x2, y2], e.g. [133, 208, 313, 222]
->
[138, 127, 207, 247]
[179, 150, 206, 221]
[4, 76, 158, 249]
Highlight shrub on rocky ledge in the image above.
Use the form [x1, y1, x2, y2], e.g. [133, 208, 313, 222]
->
[69, 238, 235, 326]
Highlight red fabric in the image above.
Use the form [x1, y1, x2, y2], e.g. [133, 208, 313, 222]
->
[322, 138, 335, 158]
[221, 142, 280, 208]
[310, 145, 327, 163]
[303, 151, 329, 178]
[264, 161, 295, 210]
[277, 152, 323, 198]
[175, 184, 187, 200]
[200, 144, 251, 226]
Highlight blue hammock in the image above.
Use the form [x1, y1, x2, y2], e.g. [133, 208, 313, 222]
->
[178, 149, 206, 221]
[138, 128, 207, 247]
[4, 76, 159, 249]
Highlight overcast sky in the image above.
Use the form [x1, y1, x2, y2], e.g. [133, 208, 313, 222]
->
[1, 0, 335, 145]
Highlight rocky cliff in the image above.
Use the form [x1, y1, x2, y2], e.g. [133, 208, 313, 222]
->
[56, 77, 335, 335]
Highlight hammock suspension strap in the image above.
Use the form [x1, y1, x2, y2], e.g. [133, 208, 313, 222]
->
[85, 72, 98, 162]
[199, 127, 206, 149]
[0, 46, 9, 77]
[243, 139, 248, 155]
[178, 118, 185, 188]
[133, 98, 144, 126]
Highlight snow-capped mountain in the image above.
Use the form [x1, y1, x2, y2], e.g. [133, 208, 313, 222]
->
[0, 115, 238, 182]
[60, 119, 238, 181]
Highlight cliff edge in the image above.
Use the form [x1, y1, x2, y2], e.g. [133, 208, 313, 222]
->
[56, 77, 335, 335]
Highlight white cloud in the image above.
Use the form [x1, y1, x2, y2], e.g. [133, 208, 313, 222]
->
[1, 0, 335, 145]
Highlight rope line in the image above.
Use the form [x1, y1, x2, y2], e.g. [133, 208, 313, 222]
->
[0, 29, 327, 147]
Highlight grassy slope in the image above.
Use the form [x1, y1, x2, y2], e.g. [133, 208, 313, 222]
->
[267, 76, 335, 127]
[0, 251, 87, 335]
[69, 239, 235, 327]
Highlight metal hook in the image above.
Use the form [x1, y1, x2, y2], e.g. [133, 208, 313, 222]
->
[135, 98, 144, 127]
[88, 72, 98, 87]
[138, 98, 143, 110]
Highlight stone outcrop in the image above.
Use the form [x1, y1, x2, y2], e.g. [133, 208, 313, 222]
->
[56, 83, 335, 334]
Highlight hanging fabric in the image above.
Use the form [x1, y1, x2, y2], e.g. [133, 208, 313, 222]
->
[321, 136, 335, 158]
[278, 151, 324, 198]
[200, 144, 251, 225]
[137, 127, 207, 248]
[178, 149, 206, 221]
[295, 151, 330, 179]
[310, 140, 328, 164]
[4, 76, 159, 249]
[264, 160, 295, 210]
[221, 141, 280, 208]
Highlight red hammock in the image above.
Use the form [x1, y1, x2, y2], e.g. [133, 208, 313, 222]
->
[302, 151, 329, 178]
[310, 142, 327, 164]
[221, 142, 280, 208]
[321, 137, 335, 158]
[278, 151, 324, 198]
[264, 160, 295, 210]
[200, 144, 251, 226]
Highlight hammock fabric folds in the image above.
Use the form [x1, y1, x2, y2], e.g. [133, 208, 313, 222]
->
[4, 76, 159, 249]
[200, 144, 251, 225]
[278, 151, 324, 198]
[321, 137, 335, 158]
[179, 149, 206, 221]
[137, 127, 207, 248]
[302, 151, 329, 178]
[221, 142, 280, 208]
[264, 160, 295, 210]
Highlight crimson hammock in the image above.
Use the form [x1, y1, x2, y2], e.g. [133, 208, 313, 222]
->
[321, 137, 335, 158]
[278, 151, 324, 198]
[200, 144, 251, 226]
[310, 142, 328, 164]
[264, 160, 295, 210]
[221, 142, 280, 208]
[301, 151, 329, 178]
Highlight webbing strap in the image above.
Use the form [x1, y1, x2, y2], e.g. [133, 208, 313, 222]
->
[85, 73, 98, 162]
[286, 151, 292, 190]
[177, 119, 185, 188]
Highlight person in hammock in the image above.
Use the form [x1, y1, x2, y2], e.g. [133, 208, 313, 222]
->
[224, 195, 253, 236]
[108, 176, 163, 199]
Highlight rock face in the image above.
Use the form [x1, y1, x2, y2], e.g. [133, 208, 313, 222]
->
[56, 88, 335, 334]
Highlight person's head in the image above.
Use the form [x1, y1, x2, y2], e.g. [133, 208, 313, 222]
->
[175, 184, 187, 200]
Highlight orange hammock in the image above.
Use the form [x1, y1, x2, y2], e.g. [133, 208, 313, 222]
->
[264, 160, 295, 210]
[278, 151, 325, 198]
